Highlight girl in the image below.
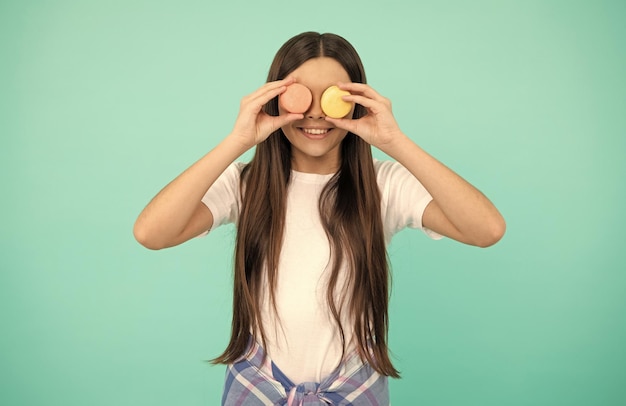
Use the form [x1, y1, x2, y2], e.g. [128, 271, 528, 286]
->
[134, 32, 505, 405]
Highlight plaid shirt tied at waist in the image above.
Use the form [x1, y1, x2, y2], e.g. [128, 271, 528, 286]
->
[221, 338, 390, 405]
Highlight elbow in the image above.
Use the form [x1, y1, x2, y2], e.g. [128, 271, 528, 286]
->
[475, 217, 506, 248]
[133, 220, 166, 250]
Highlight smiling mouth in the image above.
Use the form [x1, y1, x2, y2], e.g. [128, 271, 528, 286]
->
[299, 128, 332, 135]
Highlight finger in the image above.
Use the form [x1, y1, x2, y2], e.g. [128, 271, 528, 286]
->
[324, 116, 359, 134]
[260, 77, 297, 92]
[243, 83, 291, 113]
[259, 77, 297, 96]
[337, 82, 386, 102]
[243, 78, 297, 109]
[272, 112, 305, 129]
[341, 94, 387, 115]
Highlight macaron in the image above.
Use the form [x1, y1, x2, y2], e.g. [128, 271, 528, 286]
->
[321, 85, 353, 118]
[279, 83, 312, 114]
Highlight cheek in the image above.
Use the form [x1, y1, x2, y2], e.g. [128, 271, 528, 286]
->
[280, 126, 298, 143]
[334, 128, 350, 143]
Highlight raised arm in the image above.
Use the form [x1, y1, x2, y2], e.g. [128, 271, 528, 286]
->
[133, 78, 304, 250]
[326, 82, 506, 247]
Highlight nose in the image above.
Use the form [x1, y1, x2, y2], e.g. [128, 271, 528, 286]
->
[305, 95, 325, 119]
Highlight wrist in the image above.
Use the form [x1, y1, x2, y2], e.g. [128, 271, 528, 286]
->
[223, 132, 255, 156]
[376, 131, 412, 157]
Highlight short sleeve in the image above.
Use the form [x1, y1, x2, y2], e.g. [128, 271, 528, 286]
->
[198, 162, 244, 235]
[375, 160, 443, 242]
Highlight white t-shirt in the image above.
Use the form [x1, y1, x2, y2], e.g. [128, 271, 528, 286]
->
[201, 159, 441, 384]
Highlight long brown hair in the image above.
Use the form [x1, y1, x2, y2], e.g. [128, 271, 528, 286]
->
[212, 32, 399, 378]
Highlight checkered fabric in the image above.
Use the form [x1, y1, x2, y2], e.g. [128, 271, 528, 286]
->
[221, 339, 389, 405]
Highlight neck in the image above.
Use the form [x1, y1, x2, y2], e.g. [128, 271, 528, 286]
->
[290, 154, 340, 175]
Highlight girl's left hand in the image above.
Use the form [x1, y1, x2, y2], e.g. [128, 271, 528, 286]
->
[324, 83, 405, 150]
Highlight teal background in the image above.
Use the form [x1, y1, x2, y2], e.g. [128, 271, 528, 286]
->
[1, 0, 624, 404]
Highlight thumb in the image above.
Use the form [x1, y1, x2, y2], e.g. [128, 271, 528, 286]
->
[273, 113, 304, 130]
[325, 116, 358, 133]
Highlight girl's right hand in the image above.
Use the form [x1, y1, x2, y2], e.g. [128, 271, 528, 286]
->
[229, 78, 304, 150]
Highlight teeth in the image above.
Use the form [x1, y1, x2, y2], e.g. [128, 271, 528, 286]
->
[302, 128, 330, 135]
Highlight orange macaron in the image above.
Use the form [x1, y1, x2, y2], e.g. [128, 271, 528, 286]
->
[279, 83, 313, 114]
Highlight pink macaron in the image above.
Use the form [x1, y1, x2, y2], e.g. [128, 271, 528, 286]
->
[279, 83, 312, 114]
